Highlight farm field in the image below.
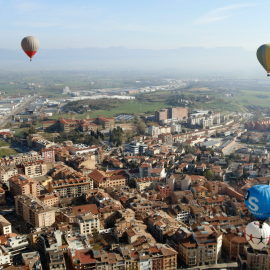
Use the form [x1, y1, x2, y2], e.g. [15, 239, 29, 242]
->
[50, 100, 168, 120]
[235, 90, 270, 107]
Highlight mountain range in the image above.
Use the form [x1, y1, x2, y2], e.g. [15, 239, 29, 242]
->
[0, 46, 261, 75]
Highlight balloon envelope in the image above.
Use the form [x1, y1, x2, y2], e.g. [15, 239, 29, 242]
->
[21, 36, 40, 60]
[257, 44, 270, 74]
[245, 185, 270, 221]
[245, 221, 270, 250]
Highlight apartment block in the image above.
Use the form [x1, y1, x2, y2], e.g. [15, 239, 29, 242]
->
[0, 215, 11, 235]
[0, 165, 18, 183]
[15, 193, 55, 228]
[75, 211, 100, 235]
[89, 170, 128, 188]
[21, 160, 48, 177]
[238, 246, 270, 270]
[48, 177, 93, 198]
[40, 148, 55, 163]
[38, 192, 60, 207]
[177, 223, 222, 267]
[9, 174, 40, 197]
[155, 107, 188, 123]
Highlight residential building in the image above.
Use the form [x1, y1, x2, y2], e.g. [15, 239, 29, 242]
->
[0, 215, 11, 235]
[155, 107, 188, 123]
[139, 163, 152, 178]
[223, 230, 247, 260]
[38, 193, 60, 207]
[22, 160, 48, 177]
[47, 250, 66, 270]
[170, 204, 190, 223]
[48, 177, 93, 198]
[135, 177, 165, 192]
[9, 174, 40, 197]
[167, 174, 191, 191]
[177, 223, 222, 267]
[238, 246, 270, 270]
[40, 148, 55, 163]
[37, 228, 63, 254]
[43, 114, 115, 132]
[75, 211, 100, 235]
[15, 193, 56, 228]
[0, 165, 18, 183]
[22, 251, 43, 270]
[59, 204, 99, 224]
[89, 170, 128, 188]
[69, 248, 96, 270]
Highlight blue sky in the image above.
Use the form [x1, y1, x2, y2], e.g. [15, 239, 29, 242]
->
[0, 0, 268, 50]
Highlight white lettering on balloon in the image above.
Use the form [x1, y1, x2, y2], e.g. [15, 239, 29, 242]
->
[248, 197, 259, 212]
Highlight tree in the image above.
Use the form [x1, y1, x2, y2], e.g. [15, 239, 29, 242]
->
[92, 244, 101, 250]
[255, 156, 260, 164]
[129, 178, 136, 188]
[92, 228, 100, 243]
[249, 155, 254, 163]
[203, 170, 214, 180]
[136, 121, 146, 134]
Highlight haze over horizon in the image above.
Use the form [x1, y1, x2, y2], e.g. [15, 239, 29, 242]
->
[1, 0, 270, 77]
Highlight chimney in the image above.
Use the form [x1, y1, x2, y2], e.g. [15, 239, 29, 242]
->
[71, 113, 75, 121]
[86, 112, 89, 120]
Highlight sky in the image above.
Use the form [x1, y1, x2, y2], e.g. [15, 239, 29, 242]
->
[0, 0, 269, 51]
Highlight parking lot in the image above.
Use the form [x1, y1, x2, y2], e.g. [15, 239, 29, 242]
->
[115, 114, 134, 121]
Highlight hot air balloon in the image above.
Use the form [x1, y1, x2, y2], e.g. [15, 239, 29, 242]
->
[245, 221, 270, 250]
[244, 185, 270, 221]
[257, 44, 270, 76]
[21, 36, 40, 61]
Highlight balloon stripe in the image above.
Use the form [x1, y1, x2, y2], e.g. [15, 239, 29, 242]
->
[266, 44, 270, 71]
[262, 45, 268, 70]
[257, 45, 266, 70]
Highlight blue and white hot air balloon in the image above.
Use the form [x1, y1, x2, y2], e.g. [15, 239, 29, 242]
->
[245, 185, 270, 221]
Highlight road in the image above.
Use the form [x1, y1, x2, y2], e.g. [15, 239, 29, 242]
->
[222, 142, 242, 156]
[178, 261, 238, 270]
[0, 94, 38, 128]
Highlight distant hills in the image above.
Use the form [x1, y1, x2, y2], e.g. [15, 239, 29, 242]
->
[0, 46, 261, 74]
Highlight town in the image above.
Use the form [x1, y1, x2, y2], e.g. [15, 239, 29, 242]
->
[0, 84, 267, 270]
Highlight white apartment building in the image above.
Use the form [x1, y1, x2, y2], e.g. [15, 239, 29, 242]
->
[147, 125, 171, 136]
[75, 212, 100, 235]
[0, 246, 11, 267]
[0, 166, 18, 183]
[0, 215, 12, 235]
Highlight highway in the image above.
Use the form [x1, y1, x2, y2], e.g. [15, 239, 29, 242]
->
[0, 94, 38, 128]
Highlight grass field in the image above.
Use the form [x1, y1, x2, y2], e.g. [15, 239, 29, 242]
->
[50, 100, 168, 120]
[0, 140, 10, 147]
[13, 128, 26, 137]
[0, 148, 18, 158]
[235, 90, 270, 107]
[195, 101, 244, 112]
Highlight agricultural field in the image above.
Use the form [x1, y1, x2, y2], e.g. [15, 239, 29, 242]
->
[51, 100, 168, 120]
[235, 90, 270, 108]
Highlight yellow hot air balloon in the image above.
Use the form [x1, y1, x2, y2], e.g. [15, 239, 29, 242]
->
[257, 44, 270, 76]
